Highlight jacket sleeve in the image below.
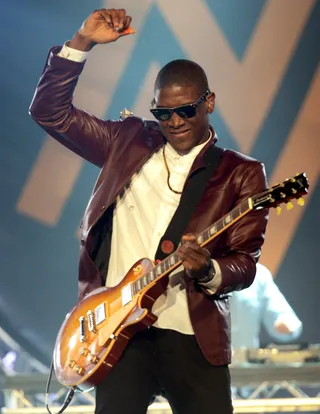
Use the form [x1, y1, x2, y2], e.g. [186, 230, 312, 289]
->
[29, 46, 123, 168]
[213, 161, 269, 296]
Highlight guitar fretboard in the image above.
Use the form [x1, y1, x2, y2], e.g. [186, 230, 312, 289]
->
[130, 198, 252, 296]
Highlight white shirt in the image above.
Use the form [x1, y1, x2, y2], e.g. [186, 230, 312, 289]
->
[58, 44, 222, 334]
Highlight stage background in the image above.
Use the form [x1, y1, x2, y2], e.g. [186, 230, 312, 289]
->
[0, 0, 319, 364]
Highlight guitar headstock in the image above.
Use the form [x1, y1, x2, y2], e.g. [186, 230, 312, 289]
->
[252, 172, 309, 213]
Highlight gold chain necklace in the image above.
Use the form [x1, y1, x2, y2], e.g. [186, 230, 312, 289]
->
[162, 145, 183, 194]
[162, 130, 213, 195]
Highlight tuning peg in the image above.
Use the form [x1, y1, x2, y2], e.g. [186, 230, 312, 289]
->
[276, 206, 282, 215]
[297, 197, 305, 206]
[286, 202, 294, 210]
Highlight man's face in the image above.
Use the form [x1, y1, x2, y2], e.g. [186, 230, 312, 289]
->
[153, 84, 215, 154]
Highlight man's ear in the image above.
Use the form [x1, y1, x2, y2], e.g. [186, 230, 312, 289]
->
[206, 92, 215, 114]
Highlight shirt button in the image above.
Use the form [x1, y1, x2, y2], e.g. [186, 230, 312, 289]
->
[101, 205, 106, 211]
[129, 205, 135, 211]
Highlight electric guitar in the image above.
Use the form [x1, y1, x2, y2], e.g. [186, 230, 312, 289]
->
[53, 172, 309, 388]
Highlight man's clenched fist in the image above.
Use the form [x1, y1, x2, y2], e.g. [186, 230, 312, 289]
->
[69, 8, 134, 51]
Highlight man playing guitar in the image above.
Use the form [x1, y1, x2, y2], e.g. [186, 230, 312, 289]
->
[30, 8, 270, 414]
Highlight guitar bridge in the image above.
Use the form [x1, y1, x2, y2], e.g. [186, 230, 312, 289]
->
[79, 316, 86, 342]
[87, 310, 96, 333]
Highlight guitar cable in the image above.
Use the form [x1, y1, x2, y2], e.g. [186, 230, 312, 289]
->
[45, 359, 79, 414]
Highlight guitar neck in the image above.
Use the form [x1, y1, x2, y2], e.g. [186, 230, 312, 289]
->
[130, 198, 254, 296]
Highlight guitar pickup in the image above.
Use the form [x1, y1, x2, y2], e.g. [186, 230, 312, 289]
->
[95, 303, 106, 326]
[121, 284, 133, 306]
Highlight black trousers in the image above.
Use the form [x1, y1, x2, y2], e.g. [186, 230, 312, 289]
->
[95, 327, 233, 414]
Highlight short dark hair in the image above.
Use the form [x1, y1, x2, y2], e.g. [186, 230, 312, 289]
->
[154, 59, 209, 94]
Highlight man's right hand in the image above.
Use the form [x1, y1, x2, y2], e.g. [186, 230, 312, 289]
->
[68, 8, 134, 51]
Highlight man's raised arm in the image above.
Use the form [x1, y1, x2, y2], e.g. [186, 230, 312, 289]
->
[29, 8, 135, 168]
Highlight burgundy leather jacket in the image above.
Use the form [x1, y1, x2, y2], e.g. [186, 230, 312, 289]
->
[29, 47, 269, 365]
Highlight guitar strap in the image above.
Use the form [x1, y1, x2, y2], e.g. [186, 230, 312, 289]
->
[155, 144, 223, 261]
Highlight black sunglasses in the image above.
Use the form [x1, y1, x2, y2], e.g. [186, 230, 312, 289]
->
[150, 90, 210, 121]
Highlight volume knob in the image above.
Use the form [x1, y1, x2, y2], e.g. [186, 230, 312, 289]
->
[68, 360, 76, 369]
[88, 354, 100, 364]
[80, 347, 89, 356]
[74, 365, 85, 375]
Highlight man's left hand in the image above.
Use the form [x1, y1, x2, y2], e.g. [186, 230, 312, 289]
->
[177, 233, 212, 281]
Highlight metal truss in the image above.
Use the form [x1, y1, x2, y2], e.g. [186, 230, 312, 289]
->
[1, 364, 320, 413]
